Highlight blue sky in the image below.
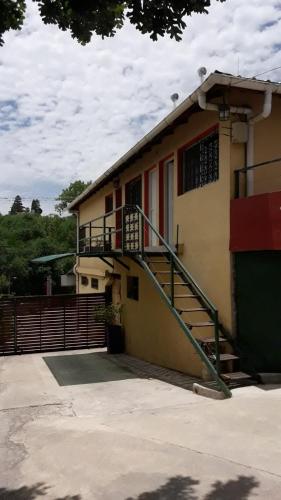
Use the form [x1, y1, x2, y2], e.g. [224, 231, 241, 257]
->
[0, 0, 281, 214]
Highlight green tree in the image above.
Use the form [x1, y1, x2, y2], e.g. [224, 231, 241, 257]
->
[0, 1, 225, 46]
[31, 199, 43, 215]
[0, 212, 76, 296]
[9, 195, 25, 215]
[55, 180, 91, 215]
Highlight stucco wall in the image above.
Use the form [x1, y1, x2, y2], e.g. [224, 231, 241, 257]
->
[75, 88, 281, 375]
[117, 259, 203, 376]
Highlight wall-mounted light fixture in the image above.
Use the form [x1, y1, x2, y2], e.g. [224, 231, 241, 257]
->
[219, 103, 230, 121]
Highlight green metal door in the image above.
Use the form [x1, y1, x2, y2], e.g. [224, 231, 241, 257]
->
[235, 251, 281, 373]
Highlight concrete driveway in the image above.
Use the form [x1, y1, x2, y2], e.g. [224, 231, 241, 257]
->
[0, 349, 281, 499]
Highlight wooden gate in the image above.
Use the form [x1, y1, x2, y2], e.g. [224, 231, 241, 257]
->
[0, 293, 106, 355]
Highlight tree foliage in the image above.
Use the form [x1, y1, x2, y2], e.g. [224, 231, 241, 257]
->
[31, 199, 43, 215]
[0, 212, 76, 296]
[9, 195, 25, 215]
[0, 1, 225, 46]
[55, 180, 91, 215]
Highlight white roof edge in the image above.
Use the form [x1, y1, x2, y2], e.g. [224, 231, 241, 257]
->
[69, 72, 281, 210]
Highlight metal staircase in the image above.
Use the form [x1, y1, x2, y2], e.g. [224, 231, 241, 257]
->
[79, 204, 253, 398]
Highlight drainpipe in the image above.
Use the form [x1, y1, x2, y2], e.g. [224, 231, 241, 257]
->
[246, 89, 272, 195]
[197, 88, 273, 196]
[72, 210, 80, 294]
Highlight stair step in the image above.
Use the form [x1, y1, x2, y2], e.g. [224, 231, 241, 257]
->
[174, 294, 198, 298]
[186, 322, 214, 328]
[154, 271, 180, 274]
[161, 282, 186, 286]
[197, 337, 227, 344]
[178, 308, 208, 312]
[221, 371, 251, 381]
[209, 353, 239, 361]
[148, 260, 169, 263]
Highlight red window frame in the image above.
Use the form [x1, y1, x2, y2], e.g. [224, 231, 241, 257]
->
[144, 165, 156, 246]
[177, 124, 219, 196]
[158, 153, 174, 239]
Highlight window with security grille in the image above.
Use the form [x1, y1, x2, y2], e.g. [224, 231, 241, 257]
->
[180, 131, 219, 194]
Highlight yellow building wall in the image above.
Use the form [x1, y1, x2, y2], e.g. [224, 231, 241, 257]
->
[76, 89, 281, 376]
[117, 259, 202, 376]
[253, 95, 281, 194]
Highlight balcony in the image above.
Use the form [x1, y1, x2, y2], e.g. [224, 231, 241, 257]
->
[231, 157, 281, 252]
[78, 205, 179, 258]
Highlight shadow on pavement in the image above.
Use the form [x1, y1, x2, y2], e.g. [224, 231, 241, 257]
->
[0, 482, 81, 499]
[125, 474, 259, 500]
[43, 352, 136, 386]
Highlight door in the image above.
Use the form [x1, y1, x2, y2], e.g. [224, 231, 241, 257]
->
[164, 159, 174, 244]
[148, 168, 158, 246]
[115, 187, 122, 249]
[235, 251, 281, 372]
[125, 176, 142, 207]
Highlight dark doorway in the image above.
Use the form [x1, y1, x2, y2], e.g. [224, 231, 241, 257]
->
[235, 251, 281, 373]
[125, 176, 142, 207]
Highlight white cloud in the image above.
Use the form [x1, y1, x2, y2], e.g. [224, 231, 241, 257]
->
[0, 0, 280, 213]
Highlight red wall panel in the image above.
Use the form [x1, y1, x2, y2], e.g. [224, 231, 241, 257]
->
[230, 191, 281, 251]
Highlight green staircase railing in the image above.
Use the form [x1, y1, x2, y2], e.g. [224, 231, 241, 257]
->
[79, 204, 232, 398]
[130, 205, 232, 399]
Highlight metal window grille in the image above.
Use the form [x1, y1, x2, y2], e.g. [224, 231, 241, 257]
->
[182, 132, 219, 193]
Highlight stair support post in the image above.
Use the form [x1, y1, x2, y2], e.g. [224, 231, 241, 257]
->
[170, 256, 174, 307]
[140, 211, 145, 259]
[138, 258, 232, 398]
[213, 310, 221, 376]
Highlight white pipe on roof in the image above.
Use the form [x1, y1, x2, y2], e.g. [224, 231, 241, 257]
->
[197, 89, 252, 115]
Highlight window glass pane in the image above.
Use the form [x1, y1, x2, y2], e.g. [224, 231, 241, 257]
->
[127, 276, 139, 301]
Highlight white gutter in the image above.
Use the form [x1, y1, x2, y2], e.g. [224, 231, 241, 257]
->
[246, 88, 273, 195]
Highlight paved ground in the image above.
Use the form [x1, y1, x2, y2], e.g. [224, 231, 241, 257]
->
[0, 349, 281, 499]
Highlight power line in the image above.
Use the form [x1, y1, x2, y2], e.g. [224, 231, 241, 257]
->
[253, 65, 281, 79]
[0, 197, 58, 201]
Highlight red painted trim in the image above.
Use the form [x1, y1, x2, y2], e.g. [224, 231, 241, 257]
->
[115, 187, 122, 249]
[144, 165, 156, 246]
[177, 123, 219, 196]
[159, 153, 174, 238]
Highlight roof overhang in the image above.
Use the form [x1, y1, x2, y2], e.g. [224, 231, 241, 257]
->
[69, 72, 281, 211]
[31, 253, 75, 264]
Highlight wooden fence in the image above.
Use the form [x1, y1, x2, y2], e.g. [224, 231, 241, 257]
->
[0, 293, 106, 355]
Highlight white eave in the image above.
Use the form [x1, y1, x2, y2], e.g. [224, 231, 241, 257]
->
[69, 72, 281, 211]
